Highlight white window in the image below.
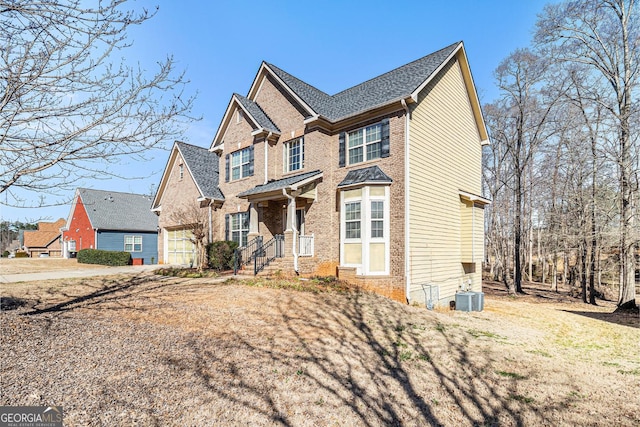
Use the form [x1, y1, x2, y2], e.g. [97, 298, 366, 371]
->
[179, 164, 184, 180]
[340, 186, 389, 275]
[237, 109, 243, 123]
[231, 212, 249, 246]
[344, 202, 361, 239]
[124, 235, 142, 252]
[284, 137, 304, 173]
[348, 123, 382, 165]
[231, 147, 252, 180]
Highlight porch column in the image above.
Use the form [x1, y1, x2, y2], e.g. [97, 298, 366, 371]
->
[248, 202, 259, 241]
[284, 193, 297, 257]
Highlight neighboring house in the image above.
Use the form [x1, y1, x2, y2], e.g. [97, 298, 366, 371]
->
[152, 141, 223, 265]
[154, 41, 489, 305]
[62, 188, 158, 264]
[22, 218, 66, 257]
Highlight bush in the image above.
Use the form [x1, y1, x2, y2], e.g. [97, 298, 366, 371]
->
[207, 240, 238, 271]
[77, 248, 132, 266]
[2, 250, 9, 258]
[15, 251, 29, 258]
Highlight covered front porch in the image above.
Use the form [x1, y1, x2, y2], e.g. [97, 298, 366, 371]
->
[235, 170, 323, 274]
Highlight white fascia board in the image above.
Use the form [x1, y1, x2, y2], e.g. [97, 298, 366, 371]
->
[337, 181, 391, 190]
[259, 63, 318, 118]
[410, 42, 462, 102]
[459, 190, 491, 205]
[290, 172, 324, 191]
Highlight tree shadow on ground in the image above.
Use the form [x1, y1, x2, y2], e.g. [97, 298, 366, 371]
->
[562, 309, 639, 329]
[10, 276, 583, 425]
[163, 288, 575, 426]
[19, 274, 178, 316]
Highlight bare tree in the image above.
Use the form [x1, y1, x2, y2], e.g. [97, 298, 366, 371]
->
[536, 0, 638, 308]
[169, 204, 211, 272]
[488, 49, 562, 294]
[1, 0, 195, 206]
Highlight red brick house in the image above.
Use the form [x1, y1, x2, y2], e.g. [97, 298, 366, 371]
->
[153, 41, 489, 305]
[62, 188, 159, 263]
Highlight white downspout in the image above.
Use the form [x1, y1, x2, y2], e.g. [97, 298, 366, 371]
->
[401, 98, 412, 304]
[208, 203, 213, 243]
[282, 188, 298, 273]
[265, 132, 272, 185]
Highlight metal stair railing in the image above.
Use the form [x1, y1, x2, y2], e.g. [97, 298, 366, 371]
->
[233, 236, 262, 274]
[253, 234, 284, 275]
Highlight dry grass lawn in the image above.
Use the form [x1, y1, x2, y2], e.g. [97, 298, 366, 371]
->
[1, 270, 639, 426]
[0, 257, 105, 275]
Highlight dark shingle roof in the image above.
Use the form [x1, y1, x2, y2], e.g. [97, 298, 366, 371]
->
[238, 170, 322, 198]
[266, 42, 460, 122]
[266, 63, 334, 118]
[337, 165, 393, 188]
[78, 188, 158, 232]
[235, 93, 280, 134]
[176, 141, 224, 201]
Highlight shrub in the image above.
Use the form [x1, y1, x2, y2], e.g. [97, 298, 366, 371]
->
[207, 240, 239, 271]
[77, 248, 132, 266]
[15, 251, 29, 258]
[2, 250, 9, 258]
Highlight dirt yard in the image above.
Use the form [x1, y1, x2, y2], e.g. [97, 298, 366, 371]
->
[1, 271, 638, 426]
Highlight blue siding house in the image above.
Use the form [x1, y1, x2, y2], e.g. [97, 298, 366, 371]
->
[62, 188, 159, 264]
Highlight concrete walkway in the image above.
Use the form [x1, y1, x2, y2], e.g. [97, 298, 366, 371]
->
[0, 264, 160, 284]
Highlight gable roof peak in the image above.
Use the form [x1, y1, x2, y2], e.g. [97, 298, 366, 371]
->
[258, 41, 463, 122]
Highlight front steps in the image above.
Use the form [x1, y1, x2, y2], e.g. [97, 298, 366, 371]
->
[235, 257, 294, 277]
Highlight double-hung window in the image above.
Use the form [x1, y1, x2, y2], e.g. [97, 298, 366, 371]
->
[125, 235, 142, 252]
[348, 123, 382, 165]
[231, 147, 252, 180]
[284, 137, 304, 173]
[231, 212, 249, 247]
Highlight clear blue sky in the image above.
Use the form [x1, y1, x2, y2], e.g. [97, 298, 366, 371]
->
[1, 0, 549, 223]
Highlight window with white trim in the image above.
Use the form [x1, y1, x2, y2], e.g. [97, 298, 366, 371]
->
[231, 212, 249, 247]
[344, 202, 361, 239]
[348, 123, 382, 165]
[124, 235, 142, 252]
[340, 186, 390, 275]
[284, 137, 304, 173]
[231, 147, 252, 180]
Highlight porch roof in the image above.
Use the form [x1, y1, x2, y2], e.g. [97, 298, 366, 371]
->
[237, 170, 323, 199]
[337, 165, 392, 188]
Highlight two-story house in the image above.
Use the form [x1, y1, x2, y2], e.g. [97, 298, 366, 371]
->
[153, 41, 489, 305]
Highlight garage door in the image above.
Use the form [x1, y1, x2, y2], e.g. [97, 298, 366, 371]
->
[166, 229, 196, 265]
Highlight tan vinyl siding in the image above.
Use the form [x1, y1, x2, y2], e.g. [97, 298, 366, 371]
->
[460, 199, 474, 262]
[408, 57, 484, 303]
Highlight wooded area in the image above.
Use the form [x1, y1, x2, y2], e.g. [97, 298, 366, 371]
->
[483, 0, 639, 309]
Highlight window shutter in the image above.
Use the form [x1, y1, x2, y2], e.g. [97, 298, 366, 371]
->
[338, 132, 346, 167]
[225, 214, 230, 241]
[225, 154, 230, 182]
[381, 118, 390, 158]
[248, 145, 254, 176]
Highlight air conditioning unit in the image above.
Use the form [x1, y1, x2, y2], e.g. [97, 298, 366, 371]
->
[455, 291, 484, 312]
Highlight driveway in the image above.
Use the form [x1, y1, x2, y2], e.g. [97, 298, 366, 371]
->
[0, 264, 159, 283]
